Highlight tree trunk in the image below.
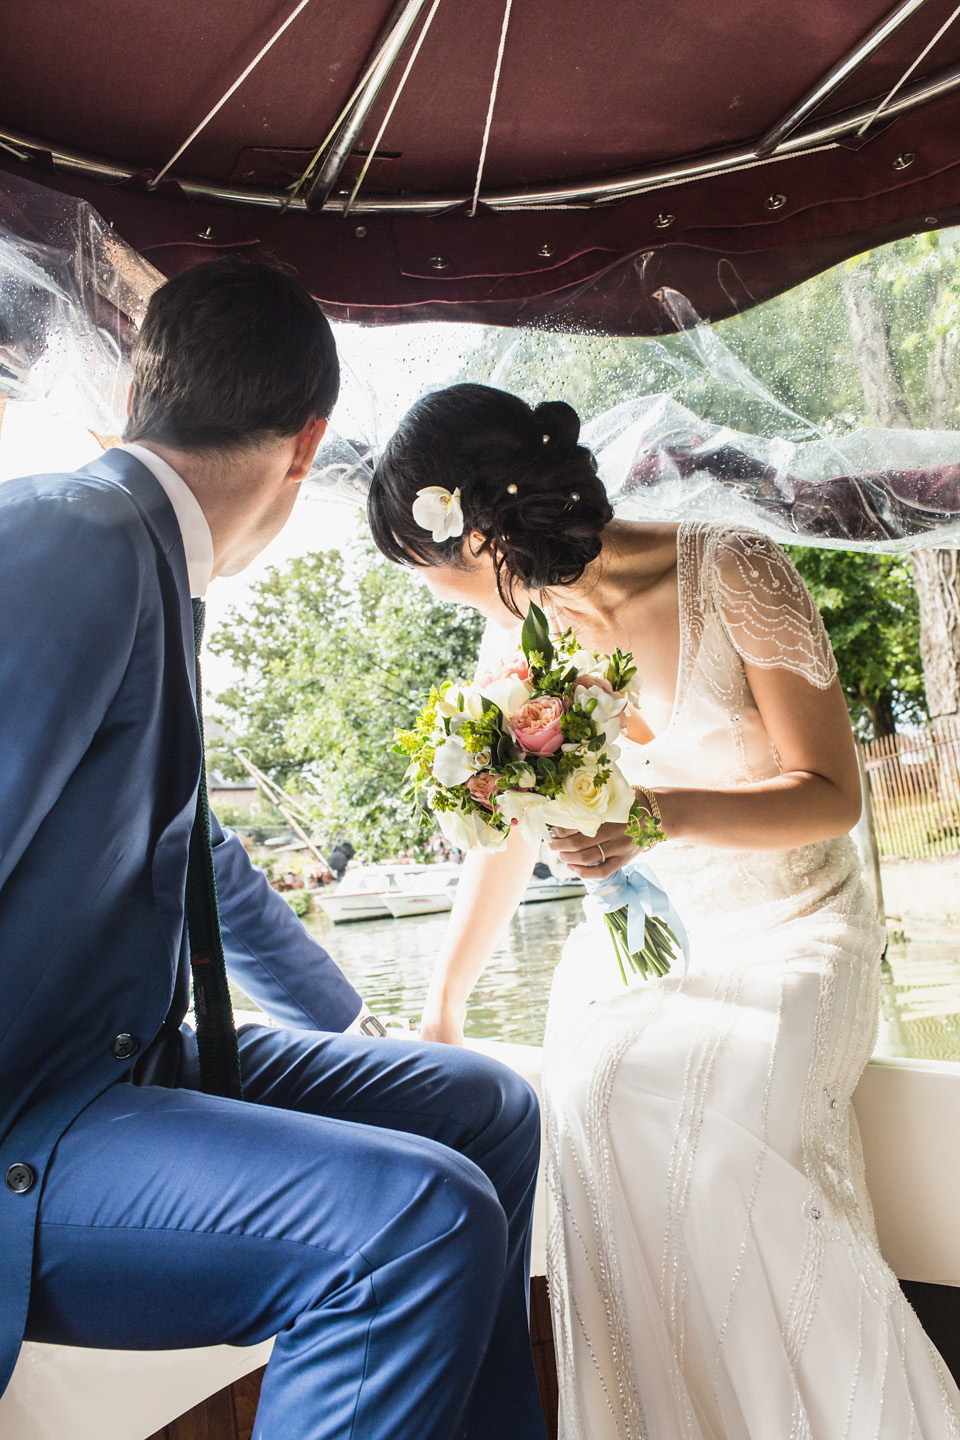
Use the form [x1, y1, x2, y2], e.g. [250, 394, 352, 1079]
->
[841, 266, 960, 719]
[908, 549, 960, 717]
[840, 267, 914, 429]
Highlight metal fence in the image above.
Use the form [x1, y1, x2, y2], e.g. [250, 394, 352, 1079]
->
[862, 717, 960, 859]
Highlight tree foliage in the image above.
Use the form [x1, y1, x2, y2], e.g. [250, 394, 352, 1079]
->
[207, 526, 484, 859]
[785, 547, 925, 737]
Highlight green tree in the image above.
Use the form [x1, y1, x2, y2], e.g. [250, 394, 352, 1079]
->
[207, 527, 484, 859]
[785, 548, 926, 737]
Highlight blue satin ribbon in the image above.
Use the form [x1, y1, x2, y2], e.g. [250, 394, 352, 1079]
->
[587, 857, 690, 976]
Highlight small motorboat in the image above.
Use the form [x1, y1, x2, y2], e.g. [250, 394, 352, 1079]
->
[520, 876, 586, 905]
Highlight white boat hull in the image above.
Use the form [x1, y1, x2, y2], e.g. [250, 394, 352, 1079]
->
[384, 891, 454, 918]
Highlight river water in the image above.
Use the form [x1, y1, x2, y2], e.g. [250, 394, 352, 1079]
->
[289, 899, 960, 1064]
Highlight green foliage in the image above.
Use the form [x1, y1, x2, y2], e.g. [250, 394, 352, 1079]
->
[208, 522, 484, 859]
[787, 547, 926, 737]
[284, 891, 312, 918]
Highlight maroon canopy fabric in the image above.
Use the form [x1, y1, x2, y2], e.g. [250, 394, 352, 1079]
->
[4, 0, 960, 330]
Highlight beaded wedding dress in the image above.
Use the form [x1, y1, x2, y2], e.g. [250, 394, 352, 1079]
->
[536, 524, 960, 1440]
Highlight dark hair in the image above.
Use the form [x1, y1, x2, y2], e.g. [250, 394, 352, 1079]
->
[124, 259, 339, 451]
[368, 383, 613, 614]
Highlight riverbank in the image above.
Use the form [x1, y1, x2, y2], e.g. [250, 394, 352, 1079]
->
[880, 854, 960, 939]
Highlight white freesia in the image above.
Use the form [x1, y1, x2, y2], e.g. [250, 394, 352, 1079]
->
[437, 684, 484, 724]
[570, 648, 608, 681]
[432, 734, 474, 786]
[479, 674, 533, 718]
[496, 789, 552, 844]
[412, 486, 464, 542]
[438, 804, 507, 852]
[540, 760, 635, 837]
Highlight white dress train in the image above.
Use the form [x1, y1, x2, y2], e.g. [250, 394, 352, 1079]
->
[538, 525, 960, 1440]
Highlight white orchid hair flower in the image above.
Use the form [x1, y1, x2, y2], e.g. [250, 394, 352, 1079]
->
[412, 486, 464, 543]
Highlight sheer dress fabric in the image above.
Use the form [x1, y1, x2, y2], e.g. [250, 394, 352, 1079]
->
[489, 524, 960, 1440]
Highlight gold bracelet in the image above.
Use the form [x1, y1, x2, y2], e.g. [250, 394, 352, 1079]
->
[626, 785, 667, 849]
[634, 785, 663, 826]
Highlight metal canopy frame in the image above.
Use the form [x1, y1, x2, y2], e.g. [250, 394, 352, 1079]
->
[2, 39, 960, 219]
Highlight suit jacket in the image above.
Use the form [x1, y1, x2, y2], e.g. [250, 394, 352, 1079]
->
[0, 449, 361, 1393]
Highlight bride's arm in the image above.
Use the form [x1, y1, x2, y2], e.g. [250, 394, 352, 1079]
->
[421, 827, 539, 1045]
[552, 665, 861, 875]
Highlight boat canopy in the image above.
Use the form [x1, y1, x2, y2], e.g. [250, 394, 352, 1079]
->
[3, 0, 960, 330]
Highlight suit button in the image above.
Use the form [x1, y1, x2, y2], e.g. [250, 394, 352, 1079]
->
[5, 1163, 36, 1194]
[112, 1034, 139, 1060]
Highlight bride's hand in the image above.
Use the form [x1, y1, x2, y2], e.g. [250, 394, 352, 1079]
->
[420, 996, 467, 1046]
[548, 821, 639, 880]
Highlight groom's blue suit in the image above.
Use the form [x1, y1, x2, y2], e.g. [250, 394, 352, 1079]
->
[0, 449, 546, 1439]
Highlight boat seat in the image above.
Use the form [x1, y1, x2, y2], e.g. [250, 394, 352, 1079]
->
[2, 1046, 959, 1440]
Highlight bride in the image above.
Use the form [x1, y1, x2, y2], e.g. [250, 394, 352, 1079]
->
[367, 382, 960, 1440]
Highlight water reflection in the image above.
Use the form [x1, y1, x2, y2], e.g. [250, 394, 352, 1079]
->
[877, 940, 960, 1062]
[295, 902, 960, 1062]
[301, 899, 583, 1044]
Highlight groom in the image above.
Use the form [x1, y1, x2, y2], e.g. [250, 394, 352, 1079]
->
[0, 260, 546, 1440]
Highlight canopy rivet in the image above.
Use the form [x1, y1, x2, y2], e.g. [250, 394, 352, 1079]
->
[354, 225, 368, 238]
[197, 225, 215, 240]
[765, 194, 787, 211]
[926, 215, 939, 225]
[654, 212, 675, 229]
[429, 255, 450, 270]
[538, 243, 555, 257]
[892, 151, 916, 170]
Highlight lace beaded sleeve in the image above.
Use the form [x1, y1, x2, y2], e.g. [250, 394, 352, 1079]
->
[710, 529, 838, 689]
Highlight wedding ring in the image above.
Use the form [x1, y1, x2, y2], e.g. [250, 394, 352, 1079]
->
[595, 842, 606, 865]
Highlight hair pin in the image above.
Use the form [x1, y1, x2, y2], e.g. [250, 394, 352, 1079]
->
[541, 433, 550, 444]
[506, 483, 518, 495]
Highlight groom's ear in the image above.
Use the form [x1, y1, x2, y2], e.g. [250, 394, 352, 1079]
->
[287, 416, 328, 482]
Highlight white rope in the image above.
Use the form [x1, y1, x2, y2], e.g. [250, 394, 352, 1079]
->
[856, 1, 960, 136]
[150, 0, 314, 188]
[469, 0, 514, 217]
[343, 0, 444, 214]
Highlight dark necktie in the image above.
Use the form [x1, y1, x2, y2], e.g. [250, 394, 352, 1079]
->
[187, 598, 244, 1101]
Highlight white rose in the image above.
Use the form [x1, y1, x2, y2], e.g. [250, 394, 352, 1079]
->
[540, 761, 635, 837]
[438, 804, 507, 853]
[496, 789, 551, 845]
[432, 735, 474, 786]
[411, 486, 464, 542]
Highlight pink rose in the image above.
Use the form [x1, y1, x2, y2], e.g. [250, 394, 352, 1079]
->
[478, 654, 531, 687]
[466, 772, 500, 810]
[511, 695, 566, 755]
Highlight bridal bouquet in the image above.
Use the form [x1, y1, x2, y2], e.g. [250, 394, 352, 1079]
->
[394, 603, 684, 981]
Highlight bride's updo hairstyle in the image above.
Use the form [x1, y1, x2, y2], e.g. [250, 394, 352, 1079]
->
[368, 383, 613, 614]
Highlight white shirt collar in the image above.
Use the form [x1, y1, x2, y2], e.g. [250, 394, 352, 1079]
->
[119, 443, 215, 598]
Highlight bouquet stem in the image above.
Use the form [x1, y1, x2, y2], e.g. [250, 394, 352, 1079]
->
[603, 908, 680, 983]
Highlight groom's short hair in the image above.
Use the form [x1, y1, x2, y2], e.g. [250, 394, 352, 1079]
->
[124, 259, 339, 452]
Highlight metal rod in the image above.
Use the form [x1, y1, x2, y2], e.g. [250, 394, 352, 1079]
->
[303, 0, 433, 212]
[231, 749, 329, 866]
[3, 55, 960, 217]
[755, 0, 931, 157]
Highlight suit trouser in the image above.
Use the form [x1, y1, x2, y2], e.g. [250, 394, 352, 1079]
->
[25, 1026, 548, 1440]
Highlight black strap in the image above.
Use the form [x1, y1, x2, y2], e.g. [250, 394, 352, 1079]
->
[186, 598, 244, 1101]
